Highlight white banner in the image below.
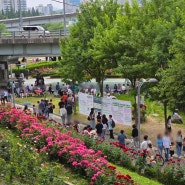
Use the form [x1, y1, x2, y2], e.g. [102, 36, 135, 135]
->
[78, 92, 93, 116]
[78, 93, 132, 126]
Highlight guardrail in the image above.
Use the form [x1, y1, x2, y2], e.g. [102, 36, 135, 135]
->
[0, 30, 69, 39]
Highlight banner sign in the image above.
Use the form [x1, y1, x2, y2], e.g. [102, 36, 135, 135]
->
[78, 92, 93, 116]
[78, 92, 132, 126]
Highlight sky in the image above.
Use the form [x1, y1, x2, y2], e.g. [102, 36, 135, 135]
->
[27, 0, 62, 8]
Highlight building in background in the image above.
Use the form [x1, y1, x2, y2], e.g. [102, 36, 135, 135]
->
[36, 4, 53, 15]
[0, 1, 3, 12]
[1, 0, 27, 12]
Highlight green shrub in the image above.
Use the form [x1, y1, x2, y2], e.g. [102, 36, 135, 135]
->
[74, 134, 133, 170]
[144, 167, 158, 179]
[0, 138, 11, 161]
[12, 61, 59, 75]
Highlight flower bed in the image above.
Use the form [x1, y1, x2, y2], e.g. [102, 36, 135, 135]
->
[76, 133, 185, 185]
[0, 106, 135, 185]
[0, 131, 65, 185]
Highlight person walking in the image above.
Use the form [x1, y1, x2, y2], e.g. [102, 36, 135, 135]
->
[118, 130, 127, 145]
[66, 103, 73, 124]
[38, 99, 45, 116]
[132, 124, 139, 148]
[102, 114, 108, 138]
[25, 69, 29, 80]
[56, 82, 60, 91]
[101, 121, 107, 140]
[60, 105, 67, 125]
[89, 108, 95, 129]
[156, 134, 163, 155]
[48, 102, 55, 120]
[96, 120, 103, 138]
[108, 115, 114, 139]
[61, 92, 68, 107]
[176, 130, 183, 157]
[163, 131, 171, 162]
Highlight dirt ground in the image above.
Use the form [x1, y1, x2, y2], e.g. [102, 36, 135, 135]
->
[137, 116, 185, 144]
[112, 115, 185, 145]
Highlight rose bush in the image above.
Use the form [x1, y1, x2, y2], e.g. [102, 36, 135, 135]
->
[0, 106, 135, 185]
[78, 135, 185, 185]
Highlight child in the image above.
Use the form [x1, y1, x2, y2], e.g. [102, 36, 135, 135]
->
[183, 137, 185, 157]
[170, 142, 175, 157]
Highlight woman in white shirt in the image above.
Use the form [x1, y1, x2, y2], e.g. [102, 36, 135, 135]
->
[60, 105, 67, 125]
[162, 131, 171, 161]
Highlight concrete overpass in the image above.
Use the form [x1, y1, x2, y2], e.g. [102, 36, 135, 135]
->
[0, 35, 62, 87]
[0, 37, 61, 56]
[0, 12, 77, 31]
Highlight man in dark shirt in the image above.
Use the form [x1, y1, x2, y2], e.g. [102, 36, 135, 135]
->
[96, 112, 101, 122]
[38, 99, 45, 115]
[132, 124, 139, 148]
[66, 103, 73, 123]
[96, 120, 103, 137]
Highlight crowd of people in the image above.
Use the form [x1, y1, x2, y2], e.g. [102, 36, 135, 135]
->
[82, 83, 130, 97]
[84, 109, 117, 140]
[2, 74, 185, 164]
[139, 130, 185, 162]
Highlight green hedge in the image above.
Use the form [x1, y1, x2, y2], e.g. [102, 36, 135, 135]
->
[12, 61, 59, 74]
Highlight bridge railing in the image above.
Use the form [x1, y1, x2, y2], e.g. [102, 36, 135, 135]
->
[0, 30, 69, 39]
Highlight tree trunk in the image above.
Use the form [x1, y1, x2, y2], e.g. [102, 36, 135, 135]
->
[97, 71, 104, 97]
[164, 102, 167, 130]
[99, 79, 104, 97]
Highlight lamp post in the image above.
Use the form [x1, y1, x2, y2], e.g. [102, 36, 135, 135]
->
[10, 64, 15, 107]
[137, 78, 158, 148]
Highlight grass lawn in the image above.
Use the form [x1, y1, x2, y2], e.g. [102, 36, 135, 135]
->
[15, 94, 89, 123]
[15, 92, 185, 137]
[110, 163, 162, 185]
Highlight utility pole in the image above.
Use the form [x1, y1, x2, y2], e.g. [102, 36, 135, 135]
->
[63, 0, 67, 36]
[19, 0, 23, 29]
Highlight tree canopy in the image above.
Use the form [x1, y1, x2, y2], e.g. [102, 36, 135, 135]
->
[59, 0, 185, 116]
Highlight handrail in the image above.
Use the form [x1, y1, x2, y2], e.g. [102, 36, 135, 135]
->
[0, 30, 69, 39]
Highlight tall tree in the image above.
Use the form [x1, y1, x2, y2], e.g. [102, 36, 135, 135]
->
[144, 0, 185, 126]
[60, 0, 120, 96]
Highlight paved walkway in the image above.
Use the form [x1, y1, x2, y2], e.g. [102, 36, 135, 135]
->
[23, 76, 129, 93]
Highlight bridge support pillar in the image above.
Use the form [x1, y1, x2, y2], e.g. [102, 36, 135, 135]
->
[0, 56, 18, 87]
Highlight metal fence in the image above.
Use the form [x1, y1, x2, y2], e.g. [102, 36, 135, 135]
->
[0, 30, 69, 39]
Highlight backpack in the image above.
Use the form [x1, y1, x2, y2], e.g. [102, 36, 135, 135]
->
[112, 119, 116, 128]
